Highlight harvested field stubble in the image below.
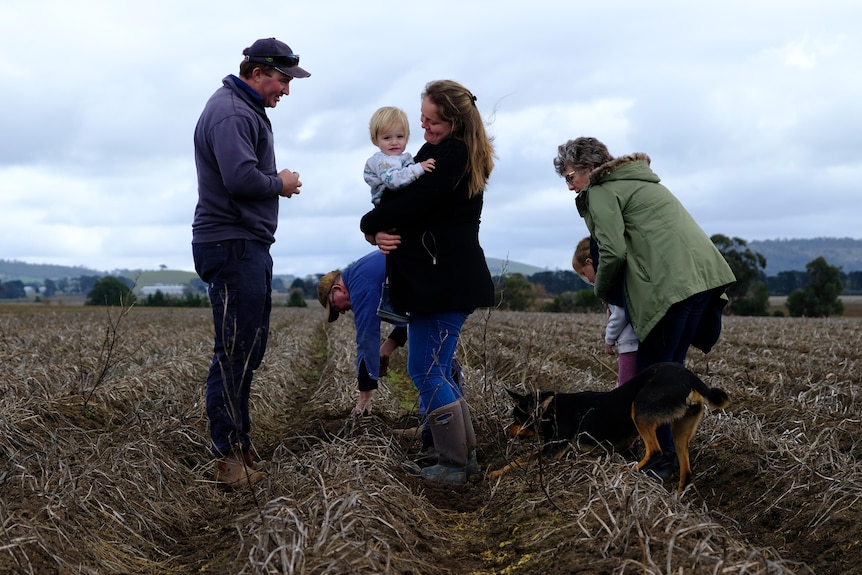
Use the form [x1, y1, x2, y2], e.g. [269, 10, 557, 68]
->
[1, 306, 860, 574]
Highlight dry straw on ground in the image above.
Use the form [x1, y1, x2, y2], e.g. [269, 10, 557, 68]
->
[1, 305, 859, 574]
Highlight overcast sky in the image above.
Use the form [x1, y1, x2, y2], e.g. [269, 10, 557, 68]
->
[2, 1, 860, 277]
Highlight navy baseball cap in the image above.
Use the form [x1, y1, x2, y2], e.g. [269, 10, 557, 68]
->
[244, 38, 310, 78]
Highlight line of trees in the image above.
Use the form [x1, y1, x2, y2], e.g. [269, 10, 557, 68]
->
[0, 236, 849, 318]
[493, 235, 845, 318]
[80, 276, 306, 309]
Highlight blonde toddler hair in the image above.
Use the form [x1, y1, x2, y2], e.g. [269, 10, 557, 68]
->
[369, 106, 410, 145]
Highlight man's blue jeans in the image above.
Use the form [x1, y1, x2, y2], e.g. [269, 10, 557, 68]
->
[407, 311, 470, 413]
[193, 239, 272, 457]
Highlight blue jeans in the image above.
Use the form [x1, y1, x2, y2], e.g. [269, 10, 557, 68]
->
[637, 290, 712, 452]
[407, 311, 470, 413]
[193, 239, 272, 457]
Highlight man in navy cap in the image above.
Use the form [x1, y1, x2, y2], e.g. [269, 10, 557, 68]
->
[192, 38, 310, 488]
[316, 250, 408, 416]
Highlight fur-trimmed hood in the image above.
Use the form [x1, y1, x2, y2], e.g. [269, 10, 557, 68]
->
[589, 153, 652, 185]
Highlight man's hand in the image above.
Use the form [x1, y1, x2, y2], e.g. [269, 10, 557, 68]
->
[278, 169, 302, 198]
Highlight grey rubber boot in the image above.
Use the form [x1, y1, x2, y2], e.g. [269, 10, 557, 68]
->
[459, 397, 480, 478]
[420, 401, 468, 485]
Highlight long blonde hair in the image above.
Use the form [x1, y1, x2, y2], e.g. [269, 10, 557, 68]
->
[422, 80, 496, 198]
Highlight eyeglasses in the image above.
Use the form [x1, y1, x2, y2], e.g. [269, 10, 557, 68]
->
[246, 53, 300, 68]
[564, 170, 578, 185]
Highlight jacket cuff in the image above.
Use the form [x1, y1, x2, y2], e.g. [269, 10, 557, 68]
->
[387, 326, 408, 347]
[357, 360, 379, 392]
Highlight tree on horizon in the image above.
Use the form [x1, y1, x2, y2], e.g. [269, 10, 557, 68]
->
[786, 257, 844, 317]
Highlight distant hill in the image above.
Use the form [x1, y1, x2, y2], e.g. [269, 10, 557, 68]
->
[3, 238, 860, 284]
[486, 257, 549, 278]
[748, 238, 862, 275]
[0, 260, 104, 282]
[127, 270, 198, 293]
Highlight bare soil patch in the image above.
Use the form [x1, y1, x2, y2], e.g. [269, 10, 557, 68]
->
[1, 306, 859, 574]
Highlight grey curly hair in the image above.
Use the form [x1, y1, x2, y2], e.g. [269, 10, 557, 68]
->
[553, 137, 613, 176]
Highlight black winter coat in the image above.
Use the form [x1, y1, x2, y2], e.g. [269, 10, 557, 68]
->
[360, 138, 495, 315]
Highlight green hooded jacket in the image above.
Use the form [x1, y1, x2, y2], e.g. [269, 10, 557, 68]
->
[575, 153, 736, 341]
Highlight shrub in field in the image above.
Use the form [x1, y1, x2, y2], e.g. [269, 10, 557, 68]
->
[85, 276, 136, 306]
[495, 273, 536, 311]
[287, 287, 308, 307]
[712, 234, 770, 316]
[786, 256, 844, 317]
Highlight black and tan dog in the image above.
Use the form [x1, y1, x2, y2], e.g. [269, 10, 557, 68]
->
[489, 362, 729, 492]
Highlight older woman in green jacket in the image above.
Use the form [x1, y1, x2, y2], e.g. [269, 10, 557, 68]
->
[554, 136, 736, 479]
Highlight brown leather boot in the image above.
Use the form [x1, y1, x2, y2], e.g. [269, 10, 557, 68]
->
[242, 450, 269, 472]
[215, 452, 266, 488]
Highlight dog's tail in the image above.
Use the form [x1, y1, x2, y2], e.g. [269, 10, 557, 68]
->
[689, 372, 730, 409]
[703, 386, 730, 409]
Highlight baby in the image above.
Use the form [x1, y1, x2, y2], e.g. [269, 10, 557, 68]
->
[364, 106, 435, 205]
